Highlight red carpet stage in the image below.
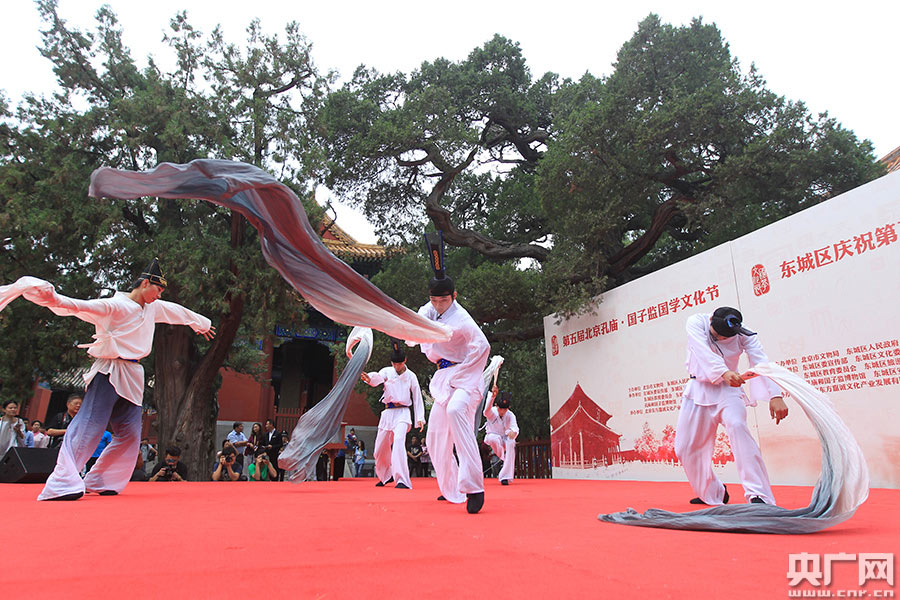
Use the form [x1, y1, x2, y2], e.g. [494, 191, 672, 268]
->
[7, 479, 898, 599]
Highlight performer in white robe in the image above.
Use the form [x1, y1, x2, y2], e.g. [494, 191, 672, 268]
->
[361, 338, 425, 489]
[674, 307, 788, 506]
[416, 231, 490, 514]
[483, 387, 519, 485]
[0, 260, 214, 500]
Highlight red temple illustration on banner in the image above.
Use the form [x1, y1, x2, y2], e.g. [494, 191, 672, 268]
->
[550, 383, 736, 470]
[550, 384, 625, 468]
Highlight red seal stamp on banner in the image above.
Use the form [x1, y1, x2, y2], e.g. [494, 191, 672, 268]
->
[551, 335, 559, 356]
[751, 264, 770, 296]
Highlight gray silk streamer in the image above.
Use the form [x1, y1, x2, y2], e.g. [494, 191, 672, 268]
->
[88, 160, 449, 344]
[278, 327, 373, 482]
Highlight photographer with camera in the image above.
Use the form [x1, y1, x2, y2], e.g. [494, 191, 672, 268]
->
[247, 450, 275, 481]
[148, 446, 187, 482]
[212, 445, 241, 481]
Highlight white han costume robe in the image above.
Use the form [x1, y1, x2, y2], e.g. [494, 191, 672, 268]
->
[0, 277, 211, 499]
[416, 300, 490, 504]
[483, 406, 519, 483]
[363, 366, 425, 488]
[674, 312, 782, 505]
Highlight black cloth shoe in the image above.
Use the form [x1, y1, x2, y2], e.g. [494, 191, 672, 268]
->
[437, 495, 446, 501]
[45, 492, 84, 501]
[500, 479, 510, 486]
[690, 485, 728, 505]
[750, 496, 766, 504]
[466, 492, 484, 514]
[375, 477, 394, 487]
[98, 490, 118, 496]
[395, 482, 410, 489]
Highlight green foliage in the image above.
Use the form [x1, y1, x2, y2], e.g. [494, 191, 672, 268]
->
[538, 15, 884, 316]
[316, 14, 883, 440]
[319, 35, 554, 246]
[0, 2, 327, 474]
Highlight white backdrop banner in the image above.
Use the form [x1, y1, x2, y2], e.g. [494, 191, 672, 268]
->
[544, 171, 900, 489]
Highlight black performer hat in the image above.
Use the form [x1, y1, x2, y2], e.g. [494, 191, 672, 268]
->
[389, 337, 406, 363]
[423, 230, 454, 296]
[710, 306, 755, 337]
[133, 258, 167, 289]
[495, 391, 512, 409]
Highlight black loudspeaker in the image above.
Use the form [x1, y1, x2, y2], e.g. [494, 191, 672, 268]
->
[0, 447, 59, 483]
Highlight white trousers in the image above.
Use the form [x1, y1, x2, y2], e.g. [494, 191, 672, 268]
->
[484, 433, 516, 482]
[38, 374, 141, 500]
[674, 396, 775, 505]
[374, 420, 412, 488]
[426, 387, 484, 503]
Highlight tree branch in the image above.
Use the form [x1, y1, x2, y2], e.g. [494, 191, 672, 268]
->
[121, 205, 153, 236]
[606, 196, 687, 276]
[484, 114, 547, 164]
[424, 170, 550, 262]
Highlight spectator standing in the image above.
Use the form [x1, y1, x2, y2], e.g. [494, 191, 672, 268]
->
[407, 435, 423, 478]
[226, 422, 250, 470]
[336, 428, 357, 480]
[278, 432, 291, 481]
[25, 420, 50, 449]
[149, 446, 188, 481]
[0, 400, 27, 457]
[315, 450, 329, 481]
[46, 394, 82, 449]
[246, 422, 263, 464]
[262, 419, 283, 480]
[85, 429, 113, 473]
[140, 438, 158, 473]
[353, 440, 367, 477]
[346, 428, 359, 452]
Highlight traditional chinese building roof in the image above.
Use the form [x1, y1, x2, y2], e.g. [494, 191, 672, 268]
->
[319, 217, 395, 262]
[50, 367, 90, 390]
[551, 384, 613, 430]
[550, 383, 620, 442]
[880, 145, 900, 174]
[550, 383, 622, 466]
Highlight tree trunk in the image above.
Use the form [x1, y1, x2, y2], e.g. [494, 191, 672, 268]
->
[153, 323, 210, 479]
[152, 214, 247, 480]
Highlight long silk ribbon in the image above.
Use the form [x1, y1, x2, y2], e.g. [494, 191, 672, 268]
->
[598, 363, 868, 533]
[88, 160, 450, 344]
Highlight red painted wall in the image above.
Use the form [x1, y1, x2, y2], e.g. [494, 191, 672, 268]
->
[218, 368, 274, 424]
